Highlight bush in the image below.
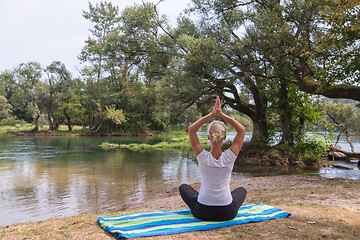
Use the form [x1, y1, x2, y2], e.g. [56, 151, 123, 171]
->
[294, 136, 327, 163]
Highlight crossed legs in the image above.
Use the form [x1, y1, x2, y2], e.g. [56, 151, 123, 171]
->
[179, 184, 247, 221]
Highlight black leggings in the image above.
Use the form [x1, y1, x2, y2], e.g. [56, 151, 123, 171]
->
[179, 184, 247, 221]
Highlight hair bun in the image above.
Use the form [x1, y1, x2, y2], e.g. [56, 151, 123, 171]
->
[207, 120, 226, 143]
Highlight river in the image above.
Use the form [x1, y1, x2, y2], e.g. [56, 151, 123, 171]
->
[0, 133, 359, 226]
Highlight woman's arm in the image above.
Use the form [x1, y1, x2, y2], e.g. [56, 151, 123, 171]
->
[219, 112, 246, 156]
[188, 97, 221, 156]
[188, 112, 214, 156]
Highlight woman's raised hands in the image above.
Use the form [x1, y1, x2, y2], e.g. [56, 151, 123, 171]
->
[212, 96, 222, 116]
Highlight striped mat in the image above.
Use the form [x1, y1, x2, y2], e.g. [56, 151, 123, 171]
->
[98, 204, 291, 239]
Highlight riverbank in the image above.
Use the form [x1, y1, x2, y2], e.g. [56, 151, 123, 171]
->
[6, 129, 151, 137]
[1, 175, 359, 239]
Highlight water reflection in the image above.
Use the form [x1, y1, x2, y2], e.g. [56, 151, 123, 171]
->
[0, 136, 201, 226]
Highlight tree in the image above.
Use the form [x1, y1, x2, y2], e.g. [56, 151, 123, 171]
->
[168, 0, 358, 146]
[80, 1, 119, 80]
[166, 0, 290, 143]
[80, 2, 181, 132]
[312, 0, 360, 97]
[57, 78, 87, 131]
[322, 100, 360, 152]
[106, 2, 176, 131]
[58, 94, 86, 131]
[11, 62, 43, 131]
[0, 95, 18, 126]
[80, 1, 120, 131]
[40, 61, 73, 130]
[278, 0, 360, 101]
[105, 105, 126, 127]
[0, 71, 14, 98]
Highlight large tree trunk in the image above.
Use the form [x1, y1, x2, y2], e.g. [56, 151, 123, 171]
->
[46, 74, 55, 131]
[53, 118, 59, 130]
[280, 83, 291, 144]
[32, 114, 40, 132]
[250, 95, 268, 144]
[30, 95, 41, 132]
[47, 108, 54, 131]
[251, 118, 268, 143]
[63, 108, 72, 131]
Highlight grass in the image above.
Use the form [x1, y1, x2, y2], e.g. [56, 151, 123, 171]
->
[101, 133, 210, 151]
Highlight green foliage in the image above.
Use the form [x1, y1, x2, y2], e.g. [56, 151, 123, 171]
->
[78, 1, 180, 132]
[8, 62, 43, 130]
[40, 61, 75, 130]
[267, 82, 325, 144]
[0, 96, 18, 126]
[314, 0, 360, 85]
[270, 148, 281, 159]
[58, 93, 86, 125]
[294, 135, 328, 164]
[317, 99, 360, 151]
[105, 106, 126, 125]
[322, 100, 360, 132]
[157, 131, 188, 138]
[227, 111, 253, 131]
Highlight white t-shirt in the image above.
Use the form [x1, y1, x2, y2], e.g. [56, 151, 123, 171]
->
[196, 148, 237, 206]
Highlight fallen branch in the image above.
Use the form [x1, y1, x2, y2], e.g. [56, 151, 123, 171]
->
[329, 146, 360, 159]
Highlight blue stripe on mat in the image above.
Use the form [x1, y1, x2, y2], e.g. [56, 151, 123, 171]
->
[98, 204, 291, 239]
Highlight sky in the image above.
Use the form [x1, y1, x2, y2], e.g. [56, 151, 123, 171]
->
[0, 0, 191, 76]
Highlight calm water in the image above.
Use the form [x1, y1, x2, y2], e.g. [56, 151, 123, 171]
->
[0, 133, 359, 226]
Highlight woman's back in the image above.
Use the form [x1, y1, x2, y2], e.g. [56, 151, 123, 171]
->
[197, 149, 237, 206]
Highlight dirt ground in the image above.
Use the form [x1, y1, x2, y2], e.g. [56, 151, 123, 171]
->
[131, 175, 360, 212]
[1, 175, 359, 239]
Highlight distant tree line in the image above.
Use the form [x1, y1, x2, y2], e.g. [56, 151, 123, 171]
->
[0, 0, 359, 147]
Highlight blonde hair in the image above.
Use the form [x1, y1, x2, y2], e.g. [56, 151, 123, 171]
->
[207, 120, 227, 143]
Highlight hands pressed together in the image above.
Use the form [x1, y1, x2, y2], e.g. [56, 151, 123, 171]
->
[211, 96, 222, 116]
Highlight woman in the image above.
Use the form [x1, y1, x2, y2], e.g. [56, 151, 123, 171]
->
[179, 96, 247, 221]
